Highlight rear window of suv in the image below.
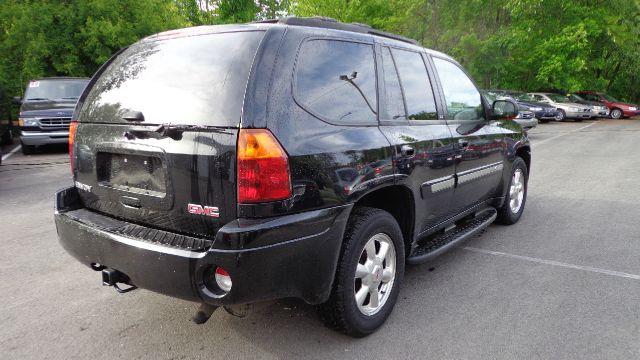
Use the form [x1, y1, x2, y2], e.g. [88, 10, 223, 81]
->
[79, 31, 265, 126]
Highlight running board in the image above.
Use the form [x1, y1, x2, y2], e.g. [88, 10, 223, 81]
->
[407, 208, 497, 265]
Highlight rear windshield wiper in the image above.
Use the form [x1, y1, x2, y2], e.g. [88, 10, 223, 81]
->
[124, 124, 229, 141]
[25, 97, 51, 101]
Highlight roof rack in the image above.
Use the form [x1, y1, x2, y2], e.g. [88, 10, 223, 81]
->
[252, 17, 419, 46]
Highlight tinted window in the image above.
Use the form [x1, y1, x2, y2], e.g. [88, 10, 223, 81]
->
[391, 48, 438, 120]
[381, 47, 406, 120]
[80, 31, 264, 126]
[432, 57, 484, 120]
[296, 40, 377, 124]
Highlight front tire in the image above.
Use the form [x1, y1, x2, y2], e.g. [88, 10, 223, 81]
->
[318, 207, 405, 337]
[610, 108, 623, 119]
[497, 157, 528, 225]
[21, 144, 35, 155]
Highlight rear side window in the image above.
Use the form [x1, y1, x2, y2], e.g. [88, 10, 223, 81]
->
[79, 31, 265, 126]
[380, 47, 406, 120]
[391, 48, 438, 120]
[295, 39, 377, 124]
[432, 57, 484, 121]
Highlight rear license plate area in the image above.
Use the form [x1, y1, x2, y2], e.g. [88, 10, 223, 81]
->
[97, 152, 166, 197]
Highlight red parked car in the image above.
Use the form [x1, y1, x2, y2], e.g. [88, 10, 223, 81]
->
[575, 91, 640, 119]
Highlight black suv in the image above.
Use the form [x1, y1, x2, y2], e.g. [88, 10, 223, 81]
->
[54, 18, 530, 337]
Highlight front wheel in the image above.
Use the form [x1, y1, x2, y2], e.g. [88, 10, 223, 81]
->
[21, 144, 35, 155]
[318, 207, 405, 337]
[610, 108, 623, 119]
[497, 157, 528, 225]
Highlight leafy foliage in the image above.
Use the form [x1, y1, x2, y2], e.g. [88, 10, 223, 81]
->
[296, 0, 640, 102]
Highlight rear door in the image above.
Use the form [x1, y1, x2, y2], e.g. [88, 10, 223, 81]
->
[429, 56, 506, 212]
[377, 45, 455, 234]
[73, 30, 265, 239]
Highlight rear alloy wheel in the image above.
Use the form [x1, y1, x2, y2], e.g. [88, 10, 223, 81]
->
[497, 157, 528, 225]
[318, 207, 405, 337]
[555, 109, 566, 121]
[610, 108, 623, 119]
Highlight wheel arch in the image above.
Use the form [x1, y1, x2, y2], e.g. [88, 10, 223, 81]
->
[350, 185, 415, 256]
[515, 145, 531, 173]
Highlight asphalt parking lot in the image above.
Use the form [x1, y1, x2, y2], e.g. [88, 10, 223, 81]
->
[1, 118, 639, 359]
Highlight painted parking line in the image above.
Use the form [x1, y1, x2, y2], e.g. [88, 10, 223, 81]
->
[533, 121, 598, 146]
[1, 144, 21, 161]
[463, 246, 640, 281]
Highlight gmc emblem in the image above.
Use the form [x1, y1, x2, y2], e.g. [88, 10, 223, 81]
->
[187, 203, 220, 217]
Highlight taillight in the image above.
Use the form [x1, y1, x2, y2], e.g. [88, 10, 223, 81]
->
[69, 121, 78, 174]
[237, 129, 291, 203]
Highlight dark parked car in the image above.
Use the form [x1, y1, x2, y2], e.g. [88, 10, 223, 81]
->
[15, 77, 89, 154]
[54, 17, 530, 336]
[482, 90, 537, 130]
[575, 90, 640, 119]
[486, 90, 559, 123]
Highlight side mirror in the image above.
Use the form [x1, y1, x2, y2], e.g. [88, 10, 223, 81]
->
[12, 96, 22, 105]
[491, 100, 518, 120]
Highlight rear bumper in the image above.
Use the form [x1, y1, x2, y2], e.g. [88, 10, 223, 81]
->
[20, 130, 69, 145]
[54, 186, 350, 305]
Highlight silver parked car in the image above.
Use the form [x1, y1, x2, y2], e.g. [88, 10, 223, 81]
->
[528, 92, 592, 121]
[566, 93, 609, 118]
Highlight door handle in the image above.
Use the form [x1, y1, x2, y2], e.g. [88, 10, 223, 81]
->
[401, 145, 415, 157]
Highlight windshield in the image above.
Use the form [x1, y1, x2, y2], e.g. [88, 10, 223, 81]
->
[507, 91, 536, 102]
[567, 94, 585, 102]
[547, 93, 570, 102]
[482, 91, 497, 102]
[24, 79, 89, 101]
[602, 93, 620, 102]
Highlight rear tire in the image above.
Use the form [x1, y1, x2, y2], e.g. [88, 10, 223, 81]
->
[555, 109, 566, 121]
[497, 157, 528, 225]
[21, 144, 35, 155]
[318, 207, 405, 337]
